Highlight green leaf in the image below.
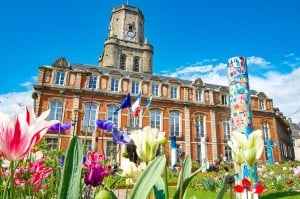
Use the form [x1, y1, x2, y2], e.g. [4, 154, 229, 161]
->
[215, 182, 229, 199]
[130, 156, 166, 199]
[176, 155, 192, 190]
[173, 155, 206, 199]
[153, 177, 166, 199]
[57, 136, 83, 199]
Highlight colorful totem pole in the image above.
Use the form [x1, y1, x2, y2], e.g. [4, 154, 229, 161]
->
[227, 57, 258, 190]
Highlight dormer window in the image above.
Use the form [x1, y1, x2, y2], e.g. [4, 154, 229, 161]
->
[170, 86, 178, 99]
[55, 71, 65, 86]
[259, 99, 265, 110]
[195, 89, 202, 102]
[87, 76, 97, 89]
[221, 94, 229, 105]
[131, 81, 140, 94]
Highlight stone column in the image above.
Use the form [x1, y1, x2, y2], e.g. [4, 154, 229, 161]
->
[184, 106, 191, 155]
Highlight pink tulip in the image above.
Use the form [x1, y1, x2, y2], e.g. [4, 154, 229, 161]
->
[0, 106, 58, 161]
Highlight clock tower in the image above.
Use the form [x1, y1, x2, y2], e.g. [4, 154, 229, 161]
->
[99, 4, 153, 73]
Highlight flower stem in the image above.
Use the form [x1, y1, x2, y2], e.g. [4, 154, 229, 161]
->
[163, 150, 169, 199]
[250, 165, 253, 199]
[3, 161, 15, 199]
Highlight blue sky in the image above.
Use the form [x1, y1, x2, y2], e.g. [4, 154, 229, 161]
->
[0, 0, 300, 122]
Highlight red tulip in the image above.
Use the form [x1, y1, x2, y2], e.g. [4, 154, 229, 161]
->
[0, 106, 58, 161]
[234, 178, 264, 195]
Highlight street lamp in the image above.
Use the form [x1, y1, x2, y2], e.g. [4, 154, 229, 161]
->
[67, 109, 84, 137]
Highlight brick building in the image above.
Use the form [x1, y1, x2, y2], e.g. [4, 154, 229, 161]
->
[33, 4, 294, 164]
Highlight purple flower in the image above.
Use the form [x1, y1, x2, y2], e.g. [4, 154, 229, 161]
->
[59, 155, 65, 167]
[49, 123, 71, 132]
[84, 162, 108, 187]
[112, 128, 131, 144]
[96, 119, 114, 131]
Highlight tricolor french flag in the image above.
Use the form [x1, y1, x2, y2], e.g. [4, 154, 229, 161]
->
[131, 91, 142, 117]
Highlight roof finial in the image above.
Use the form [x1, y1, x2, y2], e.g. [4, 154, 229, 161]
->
[126, 0, 129, 5]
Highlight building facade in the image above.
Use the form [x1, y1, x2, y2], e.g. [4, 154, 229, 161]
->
[33, 4, 294, 164]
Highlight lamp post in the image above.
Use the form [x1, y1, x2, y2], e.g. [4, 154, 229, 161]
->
[31, 92, 38, 115]
[67, 109, 84, 137]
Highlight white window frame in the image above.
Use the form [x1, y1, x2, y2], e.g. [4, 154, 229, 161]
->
[83, 103, 97, 132]
[225, 146, 232, 161]
[87, 76, 97, 89]
[194, 114, 205, 138]
[152, 83, 159, 97]
[55, 71, 65, 85]
[169, 111, 180, 137]
[131, 81, 140, 94]
[223, 119, 231, 140]
[150, 109, 161, 130]
[259, 99, 265, 110]
[107, 105, 119, 129]
[49, 101, 63, 120]
[195, 89, 202, 102]
[170, 86, 178, 99]
[262, 123, 269, 140]
[111, 78, 119, 92]
[221, 93, 229, 105]
[45, 137, 58, 150]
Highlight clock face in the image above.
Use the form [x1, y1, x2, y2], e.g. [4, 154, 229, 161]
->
[127, 31, 135, 38]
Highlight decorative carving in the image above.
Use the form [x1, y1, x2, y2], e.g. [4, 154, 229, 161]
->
[123, 80, 128, 92]
[162, 85, 167, 97]
[69, 74, 76, 86]
[52, 57, 70, 69]
[192, 78, 204, 87]
[44, 71, 51, 83]
[101, 78, 107, 89]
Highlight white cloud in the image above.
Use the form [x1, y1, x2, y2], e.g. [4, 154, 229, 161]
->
[0, 91, 33, 115]
[161, 57, 300, 123]
[246, 56, 270, 66]
[175, 65, 214, 74]
[284, 53, 295, 57]
[249, 67, 300, 122]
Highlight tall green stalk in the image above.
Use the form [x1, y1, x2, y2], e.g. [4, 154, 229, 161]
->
[57, 136, 83, 199]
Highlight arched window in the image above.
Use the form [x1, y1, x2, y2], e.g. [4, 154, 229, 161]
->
[225, 146, 232, 161]
[193, 114, 205, 138]
[83, 103, 97, 132]
[133, 56, 139, 72]
[223, 118, 230, 140]
[169, 111, 180, 137]
[49, 101, 63, 120]
[120, 54, 126, 70]
[150, 109, 161, 130]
